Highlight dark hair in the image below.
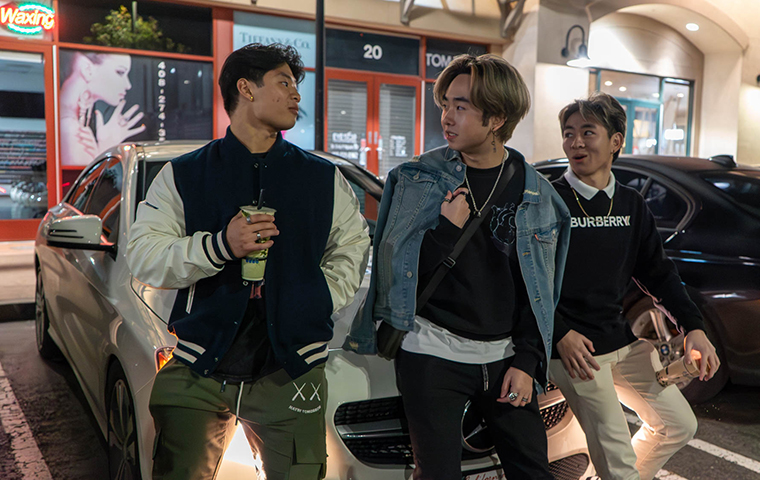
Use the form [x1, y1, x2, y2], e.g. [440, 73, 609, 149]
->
[559, 92, 627, 161]
[433, 53, 530, 143]
[218, 43, 305, 115]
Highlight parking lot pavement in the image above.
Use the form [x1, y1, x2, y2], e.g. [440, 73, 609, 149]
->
[0, 316, 758, 480]
[0, 241, 34, 321]
[0, 320, 108, 480]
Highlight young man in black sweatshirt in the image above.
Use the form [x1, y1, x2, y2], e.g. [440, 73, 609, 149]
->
[550, 92, 720, 480]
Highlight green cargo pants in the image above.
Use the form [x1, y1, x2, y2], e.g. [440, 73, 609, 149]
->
[149, 358, 327, 480]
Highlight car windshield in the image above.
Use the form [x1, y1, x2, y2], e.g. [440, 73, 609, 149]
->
[701, 170, 760, 214]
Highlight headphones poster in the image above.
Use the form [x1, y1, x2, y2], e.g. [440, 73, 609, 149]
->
[59, 48, 213, 167]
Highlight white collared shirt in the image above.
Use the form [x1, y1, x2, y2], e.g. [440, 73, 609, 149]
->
[563, 168, 616, 200]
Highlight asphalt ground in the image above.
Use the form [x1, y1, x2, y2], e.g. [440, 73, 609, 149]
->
[0, 318, 759, 480]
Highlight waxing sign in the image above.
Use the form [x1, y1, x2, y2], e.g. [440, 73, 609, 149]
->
[0, 3, 55, 35]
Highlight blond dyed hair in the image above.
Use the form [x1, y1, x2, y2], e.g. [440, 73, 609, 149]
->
[433, 53, 531, 143]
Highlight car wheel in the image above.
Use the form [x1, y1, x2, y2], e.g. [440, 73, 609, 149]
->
[625, 296, 728, 403]
[35, 263, 61, 360]
[106, 362, 141, 480]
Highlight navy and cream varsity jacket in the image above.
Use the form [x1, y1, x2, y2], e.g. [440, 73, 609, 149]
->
[127, 128, 370, 379]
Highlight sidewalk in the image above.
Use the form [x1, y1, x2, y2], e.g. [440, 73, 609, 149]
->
[0, 240, 35, 320]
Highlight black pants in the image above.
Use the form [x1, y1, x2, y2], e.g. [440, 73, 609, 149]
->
[395, 350, 553, 480]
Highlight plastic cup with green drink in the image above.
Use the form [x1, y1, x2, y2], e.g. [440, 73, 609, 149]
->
[239, 204, 276, 281]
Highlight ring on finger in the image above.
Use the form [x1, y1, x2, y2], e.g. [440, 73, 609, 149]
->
[522, 397, 529, 403]
[256, 232, 262, 241]
[443, 197, 452, 203]
[507, 392, 518, 401]
[245, 216, 252, 225]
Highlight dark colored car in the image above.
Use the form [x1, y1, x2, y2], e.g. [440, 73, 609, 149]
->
[535, 155, 760, 403]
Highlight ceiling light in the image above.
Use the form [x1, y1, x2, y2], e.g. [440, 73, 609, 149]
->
[677, 93, 685, 98]
[686, 23, 699, 32]
[619, 86, 627, 92]
[652, 93, 660, 98]
[604, 81, 613, 86]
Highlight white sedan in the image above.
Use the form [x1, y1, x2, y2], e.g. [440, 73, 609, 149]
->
[34, 141, 595, 480]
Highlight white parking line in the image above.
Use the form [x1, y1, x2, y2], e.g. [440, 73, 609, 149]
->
[626, 412, 760, 474]
[656, 469, 689, 480]
[0, 361, 53, 480]
[687, 439, 760, 474]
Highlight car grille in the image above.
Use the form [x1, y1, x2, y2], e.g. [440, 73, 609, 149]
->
[334, 396, 403, 426]
[541, 400, 569, 430]
[548, 454, 591, 480]
[335, 385, 570, 466]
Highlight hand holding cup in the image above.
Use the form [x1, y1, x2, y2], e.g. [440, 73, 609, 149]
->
[226, 210, 279, 259]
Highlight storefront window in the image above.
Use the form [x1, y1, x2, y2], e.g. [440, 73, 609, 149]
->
[59, 49, 213, 168]
[424, 39, 487, 80]
[58, 0, 211, 55]
[234, 12, 316, 150]
[0, 51, 46, 219]
[597, 70, 692, 156]
[660, 81, 690, 156]
[589, 70, 599, 93]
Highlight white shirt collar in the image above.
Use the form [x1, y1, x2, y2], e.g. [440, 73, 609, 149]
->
[563, 167, 616, 200]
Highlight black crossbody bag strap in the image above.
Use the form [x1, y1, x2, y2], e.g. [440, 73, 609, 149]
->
[415, 159, 518, 312]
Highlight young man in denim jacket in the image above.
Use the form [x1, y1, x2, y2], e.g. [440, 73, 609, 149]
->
[344, 54, 571, 480]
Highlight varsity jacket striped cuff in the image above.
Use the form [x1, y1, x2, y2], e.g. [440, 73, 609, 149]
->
[202, 226, 238, 268]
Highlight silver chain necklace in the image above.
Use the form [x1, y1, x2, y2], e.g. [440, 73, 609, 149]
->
[464, 150, 508, 218]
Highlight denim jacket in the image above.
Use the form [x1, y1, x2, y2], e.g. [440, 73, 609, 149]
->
[343, 145, 571, 387]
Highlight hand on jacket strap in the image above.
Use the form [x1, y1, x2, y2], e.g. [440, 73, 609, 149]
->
[441, 188, 470, 228]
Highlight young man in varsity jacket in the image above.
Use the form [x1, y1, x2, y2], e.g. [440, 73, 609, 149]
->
[550, 92, 720, 480]
[126, 43, 370, 480]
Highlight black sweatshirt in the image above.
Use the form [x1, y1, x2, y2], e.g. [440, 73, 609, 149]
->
[416, 157, 544, 378]
[552, 176, 704, 357]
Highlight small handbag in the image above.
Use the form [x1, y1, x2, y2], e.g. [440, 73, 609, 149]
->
[376, 160, 518, 360]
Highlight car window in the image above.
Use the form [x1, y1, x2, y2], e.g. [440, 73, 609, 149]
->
[702, 171, 760, 214]
[85, 157, 122, 216]
[101, 203, 121, 243]
[68, 160, 107, 213]
[643, 181, 687, 229]
[613, 168, 649, 192]
[84, 157, 123, 243]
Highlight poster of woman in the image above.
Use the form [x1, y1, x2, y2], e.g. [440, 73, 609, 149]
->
[59, 52, 145, 167]
[59, 49, 213, 167]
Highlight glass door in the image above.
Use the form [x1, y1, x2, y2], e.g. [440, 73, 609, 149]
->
[326, 71, 373, 170]
[326, 70, 420, 179]
[0, 42, 54, 240]
[377, 81, 418, 177]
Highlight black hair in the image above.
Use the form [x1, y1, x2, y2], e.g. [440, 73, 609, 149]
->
[218, 43, 305, 115]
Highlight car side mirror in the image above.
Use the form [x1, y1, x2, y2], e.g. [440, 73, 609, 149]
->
[45, 215, 117, 255]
